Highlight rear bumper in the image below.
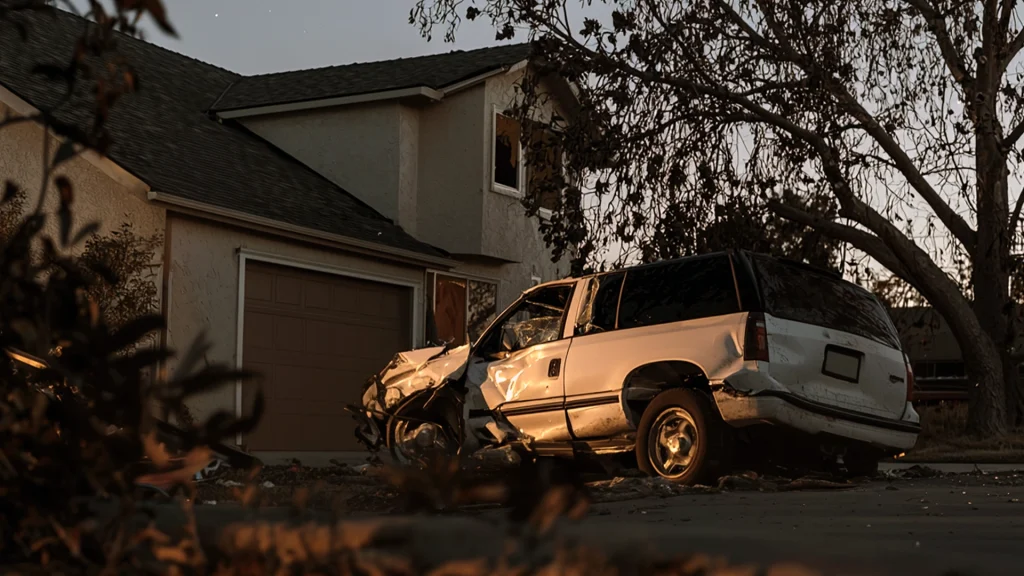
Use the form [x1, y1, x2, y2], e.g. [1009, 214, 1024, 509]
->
[713, 372, 920, 451]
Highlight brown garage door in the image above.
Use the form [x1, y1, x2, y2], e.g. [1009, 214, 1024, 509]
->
[241, 262, 412, 451]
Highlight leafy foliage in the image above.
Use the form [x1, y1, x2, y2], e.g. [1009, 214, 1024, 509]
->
[76, 222, 162, 343]
[0, 1, 263, 572]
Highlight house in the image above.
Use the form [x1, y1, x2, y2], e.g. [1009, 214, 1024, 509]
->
[889, 307, 1024, 402]
[0, 9, 574, 458]
[889, 308, 970, 401]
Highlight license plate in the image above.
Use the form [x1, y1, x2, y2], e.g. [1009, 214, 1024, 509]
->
[822, 347, 862, 383]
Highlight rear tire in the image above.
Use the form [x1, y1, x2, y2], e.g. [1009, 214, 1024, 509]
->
[843, 447, 881, 477]
[636, 388, 729, 485]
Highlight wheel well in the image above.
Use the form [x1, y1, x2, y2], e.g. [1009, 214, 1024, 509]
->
[623, 361, 713, 426]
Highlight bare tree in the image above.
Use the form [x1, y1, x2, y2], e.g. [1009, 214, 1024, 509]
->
[410, 0, 1024, 437]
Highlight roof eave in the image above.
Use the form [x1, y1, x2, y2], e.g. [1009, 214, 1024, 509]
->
[215, 59, 532, 120]
[216, 85, 445, 120]
[147, 190, 455, 269]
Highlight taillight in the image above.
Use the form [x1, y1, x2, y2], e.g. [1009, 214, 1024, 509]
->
[743, 312, 770, 362]
[905, 357, 915, 402]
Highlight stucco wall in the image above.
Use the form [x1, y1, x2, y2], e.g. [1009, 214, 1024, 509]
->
[416, 85, 487, 253]
[240, 103, 413, 230]
[479, 70, 570, 289]
[165, 214, 428, 421]
[0, 104, 166, 291]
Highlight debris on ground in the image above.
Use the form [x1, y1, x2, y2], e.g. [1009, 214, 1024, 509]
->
[882, 465, 945, 479]
[716, 470, 858, 492]
[587, 477, 719, 502]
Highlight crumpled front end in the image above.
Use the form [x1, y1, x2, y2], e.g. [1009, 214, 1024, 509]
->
[350, 344, 526, 457]
[361, 344, 471, 414]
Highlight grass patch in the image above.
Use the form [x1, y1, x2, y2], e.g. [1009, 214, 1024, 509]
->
[900, 402, 1024, 463]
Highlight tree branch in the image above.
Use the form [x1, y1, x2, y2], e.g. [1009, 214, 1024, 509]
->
[1001, 25, 1024, 74]
[902, 0, 976, 90]
[1010, 189, 1024, 247]
[749, 0, 978, 251]
[768, 200, 920, 287]
[1004, 117, 1024, 149]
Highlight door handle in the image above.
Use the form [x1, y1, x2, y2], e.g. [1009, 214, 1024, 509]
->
[548, 358, 561, 378]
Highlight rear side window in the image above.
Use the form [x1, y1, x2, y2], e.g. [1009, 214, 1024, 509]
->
[752, 256, 901, 349]
[617, 255, 740, 330]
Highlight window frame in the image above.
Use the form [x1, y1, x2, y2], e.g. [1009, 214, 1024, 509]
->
[614, 254, 742, 331]
[471, 281, 577, 357]
[491, 106, 527, 198]
[426, 270, 500, 346]
[574, 271, 626, 337]
[526, 122, 569, 221]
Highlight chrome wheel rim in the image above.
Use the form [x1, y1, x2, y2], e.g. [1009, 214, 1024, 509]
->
[392, 419, 453, 465]
[648, 407, 699, 479]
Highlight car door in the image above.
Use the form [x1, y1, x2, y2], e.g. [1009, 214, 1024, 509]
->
[467, 281, 580, 442]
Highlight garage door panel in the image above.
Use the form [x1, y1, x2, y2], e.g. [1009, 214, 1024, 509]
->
[244, 311, 275, 349]
[242, 261, 412, 451]
[272, 315, 306, 352]
[304, 280, 331, 309]
[274, 275, 303, 306]
[246, 270, 274, 302]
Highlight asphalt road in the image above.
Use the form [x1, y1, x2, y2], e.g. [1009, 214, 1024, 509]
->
[547, 477, 1024, 576]
[150, 471, 1024, 575]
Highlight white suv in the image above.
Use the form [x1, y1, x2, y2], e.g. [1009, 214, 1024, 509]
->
[352, 251, 920, 484]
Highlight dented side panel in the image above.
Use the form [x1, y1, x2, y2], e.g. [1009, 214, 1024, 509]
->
[484, 338, 574, 442]
[564, 313, 749, 394]
[764, 314, 907, 419]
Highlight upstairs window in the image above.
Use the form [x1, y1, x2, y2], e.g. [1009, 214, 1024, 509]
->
[527, 126, 564, 216]
[493, 112, 523, 194]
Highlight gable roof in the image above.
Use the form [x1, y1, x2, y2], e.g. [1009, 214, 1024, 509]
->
[0, 8, 447, 261]
[212, 43, 533, 113]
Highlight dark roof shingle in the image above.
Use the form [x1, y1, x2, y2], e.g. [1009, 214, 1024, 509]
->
[0, 9, 447, 259]
[213, 43, 533, 112]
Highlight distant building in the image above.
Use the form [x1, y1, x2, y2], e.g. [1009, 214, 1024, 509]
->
[889, 307, 1024, 402]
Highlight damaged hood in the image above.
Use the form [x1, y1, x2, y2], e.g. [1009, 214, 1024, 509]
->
[362, 344, 471, 412]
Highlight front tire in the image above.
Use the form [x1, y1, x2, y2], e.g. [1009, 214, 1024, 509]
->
[386, 394, 460, 466]
[636, 388, 728, 485]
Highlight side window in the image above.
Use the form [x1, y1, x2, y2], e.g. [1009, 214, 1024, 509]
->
[618, 256, 739, 330]
[477, 284, 574, 359]
[575, 272, 624, 335]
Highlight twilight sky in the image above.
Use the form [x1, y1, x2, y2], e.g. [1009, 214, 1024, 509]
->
[124, 0, 515, 74]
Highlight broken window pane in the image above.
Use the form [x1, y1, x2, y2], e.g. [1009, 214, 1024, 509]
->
[576, 272, 624, 335]
[467, 280, 498, 344]
[527, 126, 563, 212]
[494, 113, 521, 190]
[478, 285, 573, 357]
[434, 275, 467, 346]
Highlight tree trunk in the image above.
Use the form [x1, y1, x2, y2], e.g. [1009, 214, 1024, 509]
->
[968, 17, 1012, 436]
[957, 311, 1008, 437]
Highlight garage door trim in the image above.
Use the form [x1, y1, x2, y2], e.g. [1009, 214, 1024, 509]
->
[234, 248, 424, 445]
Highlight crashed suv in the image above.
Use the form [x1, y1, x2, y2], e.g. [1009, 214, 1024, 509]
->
[351, 250, 920, 484]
